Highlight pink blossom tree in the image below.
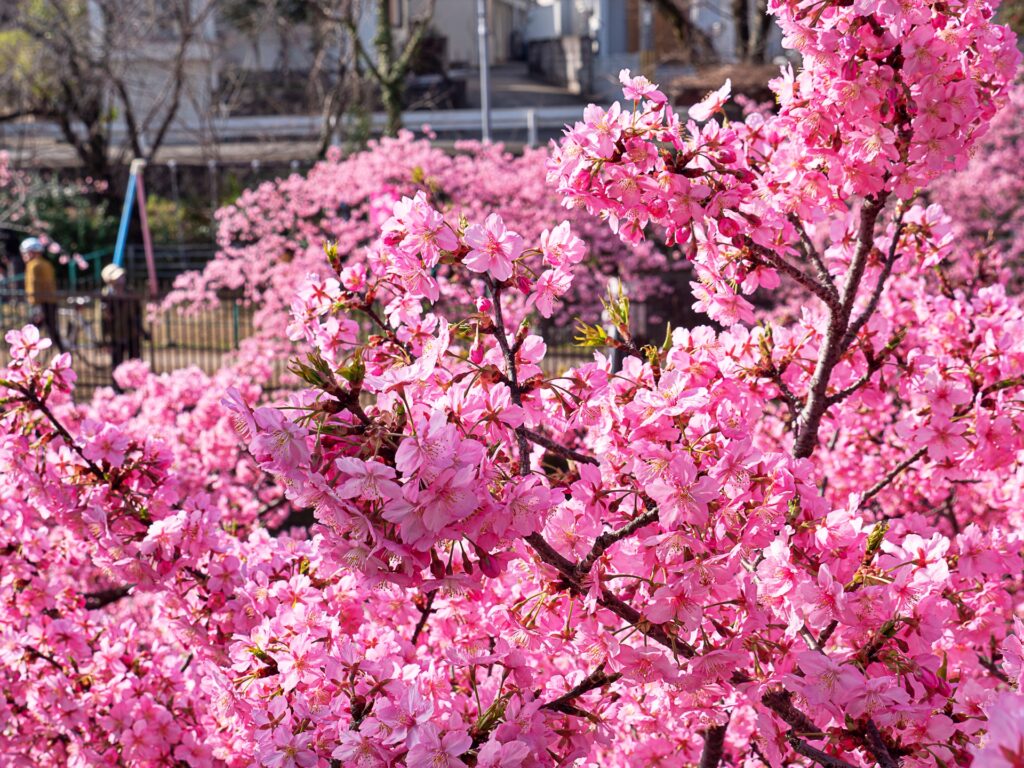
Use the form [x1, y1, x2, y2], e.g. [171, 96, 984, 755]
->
[933, 84, 1024, 284]
[1, 0, 1024, 766]
[164, 136, 674, 342]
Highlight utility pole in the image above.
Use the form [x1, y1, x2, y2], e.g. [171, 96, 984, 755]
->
[639, 0, 655, 78]
[477, 0, 492, 141]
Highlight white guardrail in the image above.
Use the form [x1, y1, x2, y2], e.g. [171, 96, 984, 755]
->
[0, 106, 586, 149]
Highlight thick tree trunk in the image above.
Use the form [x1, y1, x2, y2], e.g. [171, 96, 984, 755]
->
[653, 0, 718, 64]
[732, 0, 751, 61]
[381, 81, 403, 137]
[748, 0, 770, 63]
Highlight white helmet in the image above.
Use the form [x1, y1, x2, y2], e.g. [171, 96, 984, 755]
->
[19, 237, 44, 254]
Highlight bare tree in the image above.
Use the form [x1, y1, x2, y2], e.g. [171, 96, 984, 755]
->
[0, 0, 216, 187]
[650, 0, 718, 64]
[318, 0, 438, 137]
[747, 0, 771, 63]
[730, 0, 773, 63]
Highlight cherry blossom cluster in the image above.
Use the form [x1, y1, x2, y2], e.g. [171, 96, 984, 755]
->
[549, 0, 1020, 327]
[239, 188, 1024, 765]
[1, 0, 1023, 765]
[933, 84, 1024, 285]
[164, 135, 674, 358]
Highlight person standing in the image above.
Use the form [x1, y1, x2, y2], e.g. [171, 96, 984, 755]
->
[21, 237, 64, 351]
[101, 263, 145, 372]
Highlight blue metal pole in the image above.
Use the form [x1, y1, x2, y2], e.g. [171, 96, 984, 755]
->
[112, 163, 140, 269]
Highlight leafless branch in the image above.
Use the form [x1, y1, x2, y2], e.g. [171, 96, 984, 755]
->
[521, 427, 598, 466]
[578, 507, 659, 574]
[788, 735, 858, 768]
[792, 195, 888, 459]
[83, 585, 133, 609]
[411, 589, 436, 644]
[861, 447, 927, 504]
[750, 243, 841, 313]
[790, 215, 838, 300]
[863, 720, 899, 768]
[699, 723, 729, 768]
[542, 663, 622, 716]
[841, 206, 907, 349]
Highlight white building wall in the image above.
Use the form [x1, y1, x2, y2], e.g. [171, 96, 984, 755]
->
[430, 0, 481, 65]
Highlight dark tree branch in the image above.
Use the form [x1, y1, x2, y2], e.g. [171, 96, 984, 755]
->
[488, 281, 695, 667]
[525, 531, 695, 656]
[826, 329, 905, 408]
[84, 585, 132, 609]
[521, 427, 598, 466]
[541, 663, 622, 716]
[792, 196, 887, 459]
[788, 735, 858, 768]
[790, 215, 838, 299]
[411, 589, 436, 644]
[750, 243, 841, 313]
[699, 723, 729, 768]
[977, 654, 1011, 684]
[863, 720, 899, 768]
[760, 689, 825, 738]
[578, 508, 659, 574]
[841, 207, 907, 350]
[861, 447, 927, 504]
[651, 0, 718, 63]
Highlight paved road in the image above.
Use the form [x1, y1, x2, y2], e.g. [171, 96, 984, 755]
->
[463, 62, 590, 109]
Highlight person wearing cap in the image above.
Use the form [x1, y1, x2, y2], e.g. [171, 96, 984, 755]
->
[20, 237, 64, 351]
[101, 263, 145, 373]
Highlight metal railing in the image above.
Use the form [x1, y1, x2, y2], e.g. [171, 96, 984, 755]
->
[0, 105, 584, 148]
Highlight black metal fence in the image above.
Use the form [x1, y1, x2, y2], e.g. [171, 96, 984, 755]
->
[0, 289, 637, 401]
[0, 289, 269, 398]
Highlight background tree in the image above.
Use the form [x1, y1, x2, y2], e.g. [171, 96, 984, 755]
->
[0, 0, 216, 189]
[320, 0, 438, 137]
[725, 0, 773, 63]
[650, 0, 719, 63]
[1000, 0, 1024, 34]
[651, 0, 773, 64]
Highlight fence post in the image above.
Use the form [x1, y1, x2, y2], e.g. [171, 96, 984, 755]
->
[232, 301, 240, 348]
[526, 108, 538, 148]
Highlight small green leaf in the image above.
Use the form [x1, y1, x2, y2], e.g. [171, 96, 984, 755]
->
[573, 320, 609, 348]
[865, 520, 889, 562]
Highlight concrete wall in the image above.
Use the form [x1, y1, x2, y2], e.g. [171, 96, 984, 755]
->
[410, 0, 525, 66]
[526, 36, 593, 94]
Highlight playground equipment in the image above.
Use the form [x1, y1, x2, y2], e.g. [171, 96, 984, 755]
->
[111, 158, 158, 297]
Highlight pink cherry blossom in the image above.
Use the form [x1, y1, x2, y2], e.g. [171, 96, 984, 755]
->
[463, 213, 524, 281]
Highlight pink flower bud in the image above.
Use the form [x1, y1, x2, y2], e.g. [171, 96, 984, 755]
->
[470, 340, 484, 365]
[718, 217, 740, 238]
